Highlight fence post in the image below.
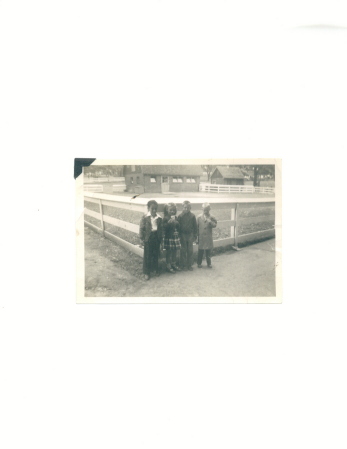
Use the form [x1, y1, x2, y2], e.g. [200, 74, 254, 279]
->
[98, 199, 105, 235]
[230, 206, 235, 244]
[235, 203, 239, 248]
[231, 203, 240, 251]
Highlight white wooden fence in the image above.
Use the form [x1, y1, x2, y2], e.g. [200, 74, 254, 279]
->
[84, 185, 103, 193]
[112, 184, 127, 192]
[84, 193, 275, 257]
[84, 176, 125, 183]
[199, 183, 274, 194]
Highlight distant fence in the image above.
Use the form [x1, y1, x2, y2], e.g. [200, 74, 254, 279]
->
[84, 185, 103, 193]
[84, 176, 125, 183]
[84, 193, 275, 257]
[112, 184, 126, 192]
[199, 183, 274, 194]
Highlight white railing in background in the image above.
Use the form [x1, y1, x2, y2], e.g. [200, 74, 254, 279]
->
[84, 176, 125, 183]
[199, 183, 274, 194]
[84, 185, 103, 192]
[112, 184, 126, 192]
[84, 192, 275, 257]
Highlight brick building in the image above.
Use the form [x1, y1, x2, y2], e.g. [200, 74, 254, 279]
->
[210, 166, 245, 185]
[124, 165, 202, 194]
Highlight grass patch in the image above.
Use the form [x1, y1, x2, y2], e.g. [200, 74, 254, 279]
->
[84, 200, 100, 213]
[102, 205, 143, 225]
[104, 223, 139, 245]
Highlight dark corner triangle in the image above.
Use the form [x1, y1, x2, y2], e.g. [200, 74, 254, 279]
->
[74, 158, 96, 179]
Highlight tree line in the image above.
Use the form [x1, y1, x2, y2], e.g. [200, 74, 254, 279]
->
[84, 164, 275, 187]
[84, 165, 125, 177]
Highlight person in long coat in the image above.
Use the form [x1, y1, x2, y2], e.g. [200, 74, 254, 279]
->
[178, 200, 197, 271]
[196, 202, 217, 268]
[139, 200, 163, 280]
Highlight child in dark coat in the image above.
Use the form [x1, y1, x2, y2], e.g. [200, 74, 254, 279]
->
[163, 203, 181, 273]
[178, 200, 197, 271]
[139, 200, 163, 280]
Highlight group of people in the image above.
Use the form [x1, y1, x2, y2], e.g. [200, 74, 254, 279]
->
[139, 200, 217, 280]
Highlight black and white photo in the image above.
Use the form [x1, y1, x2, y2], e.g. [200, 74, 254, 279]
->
[77, 159, 281, 303]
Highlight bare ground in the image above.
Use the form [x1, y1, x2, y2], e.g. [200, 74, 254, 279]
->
[84, 227, 276, 298]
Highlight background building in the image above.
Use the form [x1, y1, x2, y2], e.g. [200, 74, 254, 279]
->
[124, 165, 202, 193]
[210, 166, 245, 185]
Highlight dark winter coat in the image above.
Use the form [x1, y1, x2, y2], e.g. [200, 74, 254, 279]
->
[139, 214, 163, 243]
[177, 211, 197, 239]
[162, 215, 180, 240]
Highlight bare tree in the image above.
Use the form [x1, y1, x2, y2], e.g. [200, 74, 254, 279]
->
[253, 165, 274, 187]
[201, 165, 215, 182]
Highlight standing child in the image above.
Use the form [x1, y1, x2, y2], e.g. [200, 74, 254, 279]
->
[139, 200, 163, 280]
[178, 200, 197, 271]
[163, 203, 181, 273]
[197, 202, 217, 268]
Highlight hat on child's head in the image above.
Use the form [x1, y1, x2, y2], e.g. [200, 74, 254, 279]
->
[202, 202, 210, 209]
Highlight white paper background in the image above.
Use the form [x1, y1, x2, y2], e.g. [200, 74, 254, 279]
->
[1, 1, 346, 448]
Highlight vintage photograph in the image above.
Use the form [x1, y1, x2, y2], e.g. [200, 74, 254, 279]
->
[76, 159, 281, 303]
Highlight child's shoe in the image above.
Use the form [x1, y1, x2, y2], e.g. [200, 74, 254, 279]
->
[144, 274, 150, 280]
[173, 265, 181, 272]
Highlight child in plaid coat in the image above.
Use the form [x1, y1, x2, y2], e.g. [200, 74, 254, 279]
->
[163, 203, 181, 273]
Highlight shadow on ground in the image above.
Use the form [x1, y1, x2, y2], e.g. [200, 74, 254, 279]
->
[84, 227, 276, 298]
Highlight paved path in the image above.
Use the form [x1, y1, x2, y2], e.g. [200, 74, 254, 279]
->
[84, 230, 276, 298]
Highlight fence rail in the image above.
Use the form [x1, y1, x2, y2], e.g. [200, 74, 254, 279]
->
[199, 183, 274, 194]
[112, 184, 126, 192]
[84, 185, 103, 192]
[84, 176, 125, 183]
[84, 193, 275, 257]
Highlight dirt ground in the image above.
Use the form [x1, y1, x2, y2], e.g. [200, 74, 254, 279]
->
[84, 227, 276, 298]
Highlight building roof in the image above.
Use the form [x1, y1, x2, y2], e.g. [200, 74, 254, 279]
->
[241, 168, 254, 176]
[212, 166, 245, 179]
[141, 165, 203, 176]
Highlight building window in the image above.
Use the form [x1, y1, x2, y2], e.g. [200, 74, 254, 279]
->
[177, 176, 183, 183]
[162, 176, 168, 183]
[186, 177, 196, 183]
[130, 177, 133, 183]
[172, 177, 177, 183]
[150, 176, 157, 183]
[136, 176, 140, 184]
